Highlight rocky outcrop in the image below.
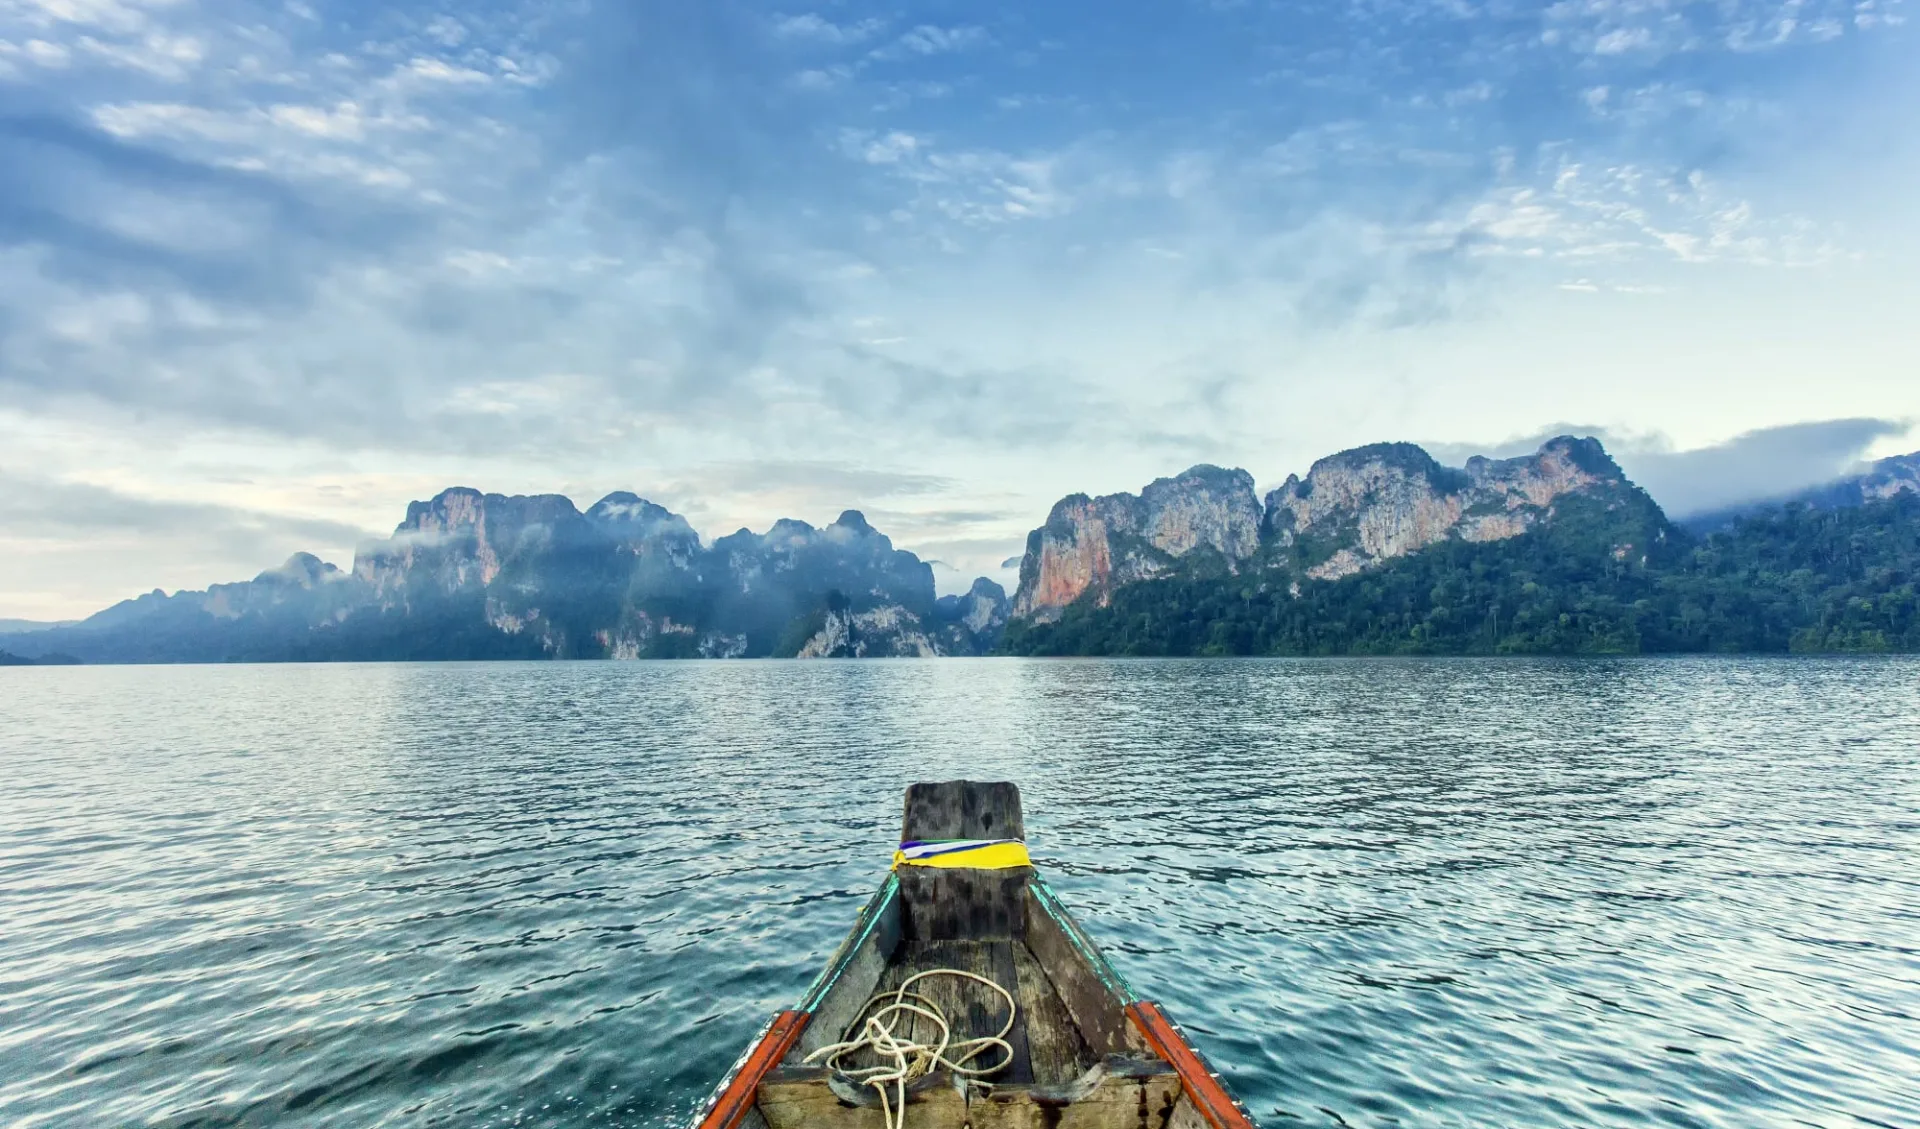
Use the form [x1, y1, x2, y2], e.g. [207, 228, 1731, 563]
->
[1266, 437, 1627, 579]
[1856, 453, 1920, 502]
[793, 576, 1011, 658]
[931, 577, 1009, 655]
[200, 552, 359, 621]
[586, 492, 702, 565]
[712, 510, 934, 608]
[796, 602, 941, 658]
[1011, 465, 1260, 622]
[938, 577, 1008, 636]
[353, 487, 591, 605]
[15, 436, 1688, 661]
[1005, 436, 1644, 621]
[26, 489, 996, 662]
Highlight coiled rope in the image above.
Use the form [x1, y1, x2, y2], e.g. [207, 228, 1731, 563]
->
[802, 969, 1016, 1129]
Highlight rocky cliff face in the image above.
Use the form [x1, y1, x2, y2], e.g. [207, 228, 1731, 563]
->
[796, 602, 941, 658]
[711, 510, 934, 607]
[1010, 465, 1261, 622]
[585, 492, 703, 564]
[353, 488, 602, 607]
[1857, 453, 1920, 501]
[791, 575, 1012, 658]
[1266, 437, 1626, 579]
[938, 577, 1009, 637]
[29, 488, 1001, 662]
[1009, 437, 1643, 620]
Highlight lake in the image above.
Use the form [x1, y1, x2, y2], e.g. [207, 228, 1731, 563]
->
[1, 658, 1915, 1128]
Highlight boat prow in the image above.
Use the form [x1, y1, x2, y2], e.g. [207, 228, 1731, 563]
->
[694, 780, 1258, 1129]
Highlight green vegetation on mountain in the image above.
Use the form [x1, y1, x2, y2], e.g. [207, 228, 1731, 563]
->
[1000, 493, 1920, 656]
[0, 650, 82, 666]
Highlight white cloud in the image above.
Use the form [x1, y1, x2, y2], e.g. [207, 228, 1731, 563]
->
[266, 100, 368, 139]
[402, 55, 491, 84]
[1444, 80, 1495, 106]
[10, 0, 167, 35]
[771, 12, 883, 45]
[1592, 25, 1654, 53]
[846, 128, 921, 164]
[93, 99, 243, 140]
[0, 35, 72, 70]
[871, 24, 990, 60]
[89, 96, 427, 190]
[1429, 152, 1843, 267]
[423, 15, 465, 47]
[76, 29, 202, 77]
[792, 65, 851, 90]
[839, 129, 1076, 228]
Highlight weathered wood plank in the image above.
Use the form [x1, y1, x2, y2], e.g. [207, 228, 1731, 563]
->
[1167, 1096, 1211, 1129]
[836, 942, 1021, 1078]
[1124, 1002, 1258, 1129]
[966, 1066, 1184, 1129]
[758, 1067, 967, 1129]
[1011, 939, 1094, 1084]
[896, 867, 1031, 943]
[1023, 888, 1149, 1057]
[812, 934, 1102, 1089]
[898, 781, 1032, 945]
[794, 886, 903, 1058]
[901, 781, 1026, 842]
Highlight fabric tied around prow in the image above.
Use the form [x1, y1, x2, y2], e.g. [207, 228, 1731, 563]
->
[891, 838, 1030, 870]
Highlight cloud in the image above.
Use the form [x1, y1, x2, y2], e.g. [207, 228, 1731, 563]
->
[1427, 418, 1914, 517]
[671, 461, 955, 500]
[1616, 419, 1916, 517]
[771, 13, 884, 45]
[0, 468, 377, 615]
[0, 470, 372, 545]
[0, 0, 1915, 614]
[1591, 27, 1654, 55]
[924, 553, 1020, 598]
[871, 25, 990, 61]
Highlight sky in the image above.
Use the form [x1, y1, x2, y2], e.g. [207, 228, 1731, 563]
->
[1, 0, 1916, 619]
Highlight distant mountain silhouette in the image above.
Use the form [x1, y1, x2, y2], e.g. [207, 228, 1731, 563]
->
[4, 490, 1007, 663]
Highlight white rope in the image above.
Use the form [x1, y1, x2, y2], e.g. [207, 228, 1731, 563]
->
[802, 969, 1017, 1129]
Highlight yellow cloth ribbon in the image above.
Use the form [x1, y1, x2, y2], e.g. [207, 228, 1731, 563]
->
[891, 839, 1031, 870]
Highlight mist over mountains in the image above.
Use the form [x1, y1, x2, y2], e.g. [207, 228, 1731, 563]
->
[6, 438, 1917, 663]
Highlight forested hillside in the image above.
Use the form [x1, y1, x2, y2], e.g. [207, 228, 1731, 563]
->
[1001, 493, 1920, 656]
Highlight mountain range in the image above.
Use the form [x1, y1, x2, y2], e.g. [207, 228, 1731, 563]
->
[5, 440, 1917, 663]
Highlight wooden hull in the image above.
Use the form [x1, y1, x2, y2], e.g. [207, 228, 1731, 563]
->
[692, 784, 1258, 1129]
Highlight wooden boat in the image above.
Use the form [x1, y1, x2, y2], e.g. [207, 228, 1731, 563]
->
[694, 781, 1257, 1129]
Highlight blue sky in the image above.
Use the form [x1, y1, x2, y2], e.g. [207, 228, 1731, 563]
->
[1, 0, 1915, 617]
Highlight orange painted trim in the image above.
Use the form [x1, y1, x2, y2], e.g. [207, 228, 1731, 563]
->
[1127, 1001, 1257, 1129]
[695, 1009, 811, 1129]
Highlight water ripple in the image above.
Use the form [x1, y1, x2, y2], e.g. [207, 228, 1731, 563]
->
[1, 657, 1916, 1128]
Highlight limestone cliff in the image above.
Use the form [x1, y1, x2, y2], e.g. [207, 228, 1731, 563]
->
[353, 487, 591, 606]
[711, 510, 933, 608]
[585, 492, 702, 565]
[1010, 465, 1261, 622]
[1008, 437, 1645, 621]
[1266, 437, 1628, 580]
[795, 603, 941, 658]
[1857, 453, 1920, 502]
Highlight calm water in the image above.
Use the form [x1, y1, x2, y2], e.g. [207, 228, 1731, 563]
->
[1, 658, 1916, 1129]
